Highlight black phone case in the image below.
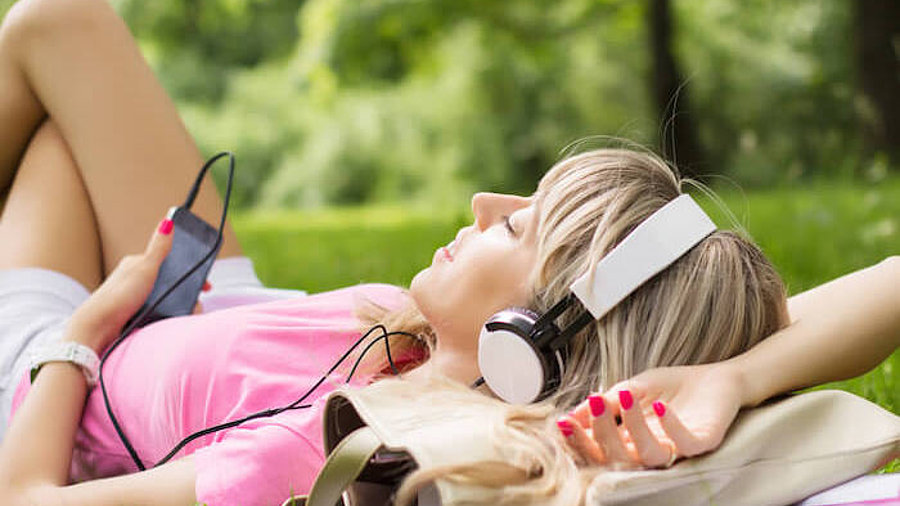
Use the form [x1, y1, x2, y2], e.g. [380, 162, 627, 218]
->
[126, 207, 221, 330]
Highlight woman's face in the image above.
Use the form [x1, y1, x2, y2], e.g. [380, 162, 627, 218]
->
[410, 192, 540, 353]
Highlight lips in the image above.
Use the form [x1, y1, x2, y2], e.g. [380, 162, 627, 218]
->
[435, 239, 456, 264]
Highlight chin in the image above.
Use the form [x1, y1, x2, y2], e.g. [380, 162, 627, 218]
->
[408, 267, 453, 332]
[409, 266, 428, 297]
[408, 268, 431, 314]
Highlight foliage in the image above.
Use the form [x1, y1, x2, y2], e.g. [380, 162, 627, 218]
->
[1, 0, 889, 207]
[177, 0, 655, 208]
[677, 0, 861, 185]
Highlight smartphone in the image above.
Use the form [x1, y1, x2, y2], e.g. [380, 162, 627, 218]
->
[126, 206, 221, 329]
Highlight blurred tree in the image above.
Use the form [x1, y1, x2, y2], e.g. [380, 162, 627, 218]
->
[4, 0, 887, 208]
[116, 0, 304, 103]
[855, 0, 899, 164]
[677, 0, 860, 184]
[647, 0, 705, 178]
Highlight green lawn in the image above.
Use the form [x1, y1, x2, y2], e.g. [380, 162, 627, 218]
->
[232, 178, 899, 469]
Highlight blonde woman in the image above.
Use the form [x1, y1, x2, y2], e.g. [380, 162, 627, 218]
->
[0, 1, 897, 505]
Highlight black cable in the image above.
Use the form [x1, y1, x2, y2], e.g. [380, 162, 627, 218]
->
[99, 152, 235, 471]
[345, 329, 411, 382]
[97, 152, 424, 470]
[153, 325, 418, 467]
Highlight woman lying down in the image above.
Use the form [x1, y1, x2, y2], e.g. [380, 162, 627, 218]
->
[0, 0, 897, 504]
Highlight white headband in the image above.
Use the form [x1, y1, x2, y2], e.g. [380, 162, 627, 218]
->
[569, 194, 716, 320]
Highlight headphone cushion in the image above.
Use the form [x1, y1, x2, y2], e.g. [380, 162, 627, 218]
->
[506, 306, 541, 321]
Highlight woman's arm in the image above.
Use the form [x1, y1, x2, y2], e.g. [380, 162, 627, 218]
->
[0, 219, 197, 505]
[566, 256, 900, 467]
[0, 356, 196, 505]
[733, 255, 900, 407]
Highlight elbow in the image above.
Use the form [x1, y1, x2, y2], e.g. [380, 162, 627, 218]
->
[0, 489, 24, 506]
[0, 476, 52, 506]
[880, 256, 900, 287]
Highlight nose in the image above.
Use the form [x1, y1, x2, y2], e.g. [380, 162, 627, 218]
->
[471, 192, 531, 231]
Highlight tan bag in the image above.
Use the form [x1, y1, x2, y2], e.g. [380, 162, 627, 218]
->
[288, 387, 899, 506]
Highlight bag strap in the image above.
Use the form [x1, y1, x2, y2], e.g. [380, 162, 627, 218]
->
[303, 426, 384, 506]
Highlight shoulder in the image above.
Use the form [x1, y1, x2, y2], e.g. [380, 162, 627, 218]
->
[320, 283, 410, 309]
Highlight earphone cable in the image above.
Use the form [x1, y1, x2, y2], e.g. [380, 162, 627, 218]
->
[99, 152, 235, 471]
[153, 325, 417, 467]
[96, 152, 422, 469]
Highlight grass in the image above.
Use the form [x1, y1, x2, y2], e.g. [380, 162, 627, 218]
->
[232, 178, 899, 471]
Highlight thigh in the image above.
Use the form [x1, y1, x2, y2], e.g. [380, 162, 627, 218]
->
[10, 0, 242, 275]
[0, 2, 45, 195]
[0, 120, 102, 292]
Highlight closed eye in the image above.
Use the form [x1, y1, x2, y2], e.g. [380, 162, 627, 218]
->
[503, 215, 516, 236]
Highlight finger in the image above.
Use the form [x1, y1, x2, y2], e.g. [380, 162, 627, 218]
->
[569, 398, 592, 427]
[604, 380, 648, 415]
[563, 415, 605, 465]
[618, 390, 671, 468]
[202, 280, 212, 292]
[652, 401, 704, 457]
[589, 394, 631, 464]
[192, 301, 204, 315]
[145, 216, 174, 263]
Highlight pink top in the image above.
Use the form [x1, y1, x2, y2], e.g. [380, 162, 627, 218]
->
[10, 283, 408, 505]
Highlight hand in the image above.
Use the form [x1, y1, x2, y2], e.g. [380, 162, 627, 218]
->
[66, 218, 175, 352]
[558, 363, 745, 469]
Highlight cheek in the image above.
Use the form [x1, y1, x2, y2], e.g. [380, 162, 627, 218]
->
[409, 246, 536, 336]
[409, 259, 503, 334]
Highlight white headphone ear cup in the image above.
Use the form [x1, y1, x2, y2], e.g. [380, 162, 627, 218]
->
[477, 309, 546, 404]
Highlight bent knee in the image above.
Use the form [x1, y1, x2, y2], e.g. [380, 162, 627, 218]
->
[2, 0, 114, 47]
[28, 119, 68, 155]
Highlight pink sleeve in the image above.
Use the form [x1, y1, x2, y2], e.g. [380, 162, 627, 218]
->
[193, 416, 325, 505]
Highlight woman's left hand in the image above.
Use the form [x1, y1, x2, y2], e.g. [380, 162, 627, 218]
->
[65, 218, 175, 352]
[559, 363, 745, 469]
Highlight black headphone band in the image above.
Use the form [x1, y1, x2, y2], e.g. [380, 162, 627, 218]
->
[530, 293, 594, 350]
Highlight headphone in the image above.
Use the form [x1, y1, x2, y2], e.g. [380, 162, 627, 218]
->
[476, 194, 717, 404]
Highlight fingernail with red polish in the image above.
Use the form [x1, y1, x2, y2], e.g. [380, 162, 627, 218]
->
[588, 395, 605, 417]
[556, 418, 574, 438]
[653, 401, 666, 418]
[158, 219, 174, 235]
[202, 281, 212, 292]
[619, 390, 634, 411]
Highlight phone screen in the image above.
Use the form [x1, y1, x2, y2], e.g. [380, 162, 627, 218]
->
[127, 206, 220, 329]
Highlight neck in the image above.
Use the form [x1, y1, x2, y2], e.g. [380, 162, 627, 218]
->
[405, 343, 481, 386]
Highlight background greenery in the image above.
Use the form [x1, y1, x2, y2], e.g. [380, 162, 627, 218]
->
[2, 0, 893, 209]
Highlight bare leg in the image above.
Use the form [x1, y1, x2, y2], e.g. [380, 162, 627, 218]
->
[0, 0, 243, 278]
[0, 120, 103, 292]
[0, 3, 44, 194]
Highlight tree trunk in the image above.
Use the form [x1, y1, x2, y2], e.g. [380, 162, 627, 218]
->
[648, 0, 704, 177]
[856, 0, 900, 163]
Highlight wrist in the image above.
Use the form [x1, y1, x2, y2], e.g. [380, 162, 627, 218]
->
[62, 317, 110, 355]
[716, 357, 758, 408]
[29, 340, 100, 387]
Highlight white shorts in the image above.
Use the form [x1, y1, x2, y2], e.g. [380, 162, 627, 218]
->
[0, 256, 305, 439]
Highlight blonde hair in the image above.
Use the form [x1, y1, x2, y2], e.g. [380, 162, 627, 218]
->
[356, 148, 788, 504]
